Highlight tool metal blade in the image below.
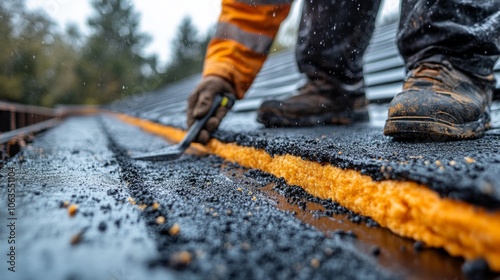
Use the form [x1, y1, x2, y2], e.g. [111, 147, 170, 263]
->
[130, 94, 234, 161]
[131, 145, 184, 161]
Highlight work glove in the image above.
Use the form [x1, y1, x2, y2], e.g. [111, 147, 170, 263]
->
[187, 75, 236, 144]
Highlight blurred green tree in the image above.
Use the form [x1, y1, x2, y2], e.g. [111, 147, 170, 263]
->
[163, 16, 211, 84]
[0, 1, 212, 106]
[0, 0, 23, 102]
[72, 0, 159, 105]
[0, 0, 85, 106]
[0, 0, 58, 105]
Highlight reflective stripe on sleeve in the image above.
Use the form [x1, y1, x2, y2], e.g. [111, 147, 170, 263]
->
[236, 0, 293, 5]
[214, 22, 274, 55]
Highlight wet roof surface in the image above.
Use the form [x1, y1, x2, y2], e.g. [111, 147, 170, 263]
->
[3, 100, 497, 280]
[2, 22, 500, 279]
[1, 115, 474, 279]
[116, 100, 500, 209]
[108, 22, 500, 209]
[214, 107, 500, 209]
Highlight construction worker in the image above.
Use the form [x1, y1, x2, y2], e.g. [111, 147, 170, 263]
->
[187, 0, 500, 143]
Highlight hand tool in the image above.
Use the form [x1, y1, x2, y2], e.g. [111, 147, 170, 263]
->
[132, 93, 234, 161]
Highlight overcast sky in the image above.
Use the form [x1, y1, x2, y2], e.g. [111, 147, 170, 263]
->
[25, 0, 400, 65]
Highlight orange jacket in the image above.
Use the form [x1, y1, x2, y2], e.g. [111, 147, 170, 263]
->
[203, 0, 293, 99]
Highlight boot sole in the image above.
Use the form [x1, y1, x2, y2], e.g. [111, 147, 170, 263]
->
[257, 110, 370, 128]
[383, 114, 491, 141]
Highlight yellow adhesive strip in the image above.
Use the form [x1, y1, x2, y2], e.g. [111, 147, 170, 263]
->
[116, 114, 500, 271]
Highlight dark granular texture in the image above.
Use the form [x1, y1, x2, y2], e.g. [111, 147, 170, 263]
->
[210, 121, 500, 209]
[101, 116, 397, 280]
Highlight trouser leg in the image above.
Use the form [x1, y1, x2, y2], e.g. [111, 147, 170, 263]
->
[296, 0, 382, 92]
[398, 0, 500, 76]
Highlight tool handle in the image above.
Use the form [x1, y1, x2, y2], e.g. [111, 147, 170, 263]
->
[179, 93, 234, 150]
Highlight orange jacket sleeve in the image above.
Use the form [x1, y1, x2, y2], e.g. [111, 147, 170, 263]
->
[203, 0, 292, 99]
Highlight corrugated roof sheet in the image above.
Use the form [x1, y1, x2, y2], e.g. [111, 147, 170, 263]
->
[111, 22, 500, 118]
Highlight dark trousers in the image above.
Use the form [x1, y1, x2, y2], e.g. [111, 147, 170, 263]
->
[296, 0, 500, 89]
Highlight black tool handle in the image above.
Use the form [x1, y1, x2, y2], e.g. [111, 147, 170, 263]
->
[178, 93, 234, 150]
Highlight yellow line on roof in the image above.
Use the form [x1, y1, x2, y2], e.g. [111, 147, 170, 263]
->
[116, 113, 500, 271]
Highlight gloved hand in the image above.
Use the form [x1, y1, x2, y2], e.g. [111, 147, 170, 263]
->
[187, 75, 236, 144]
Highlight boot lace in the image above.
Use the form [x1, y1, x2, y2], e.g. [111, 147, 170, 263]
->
[407, 62, 452, 85]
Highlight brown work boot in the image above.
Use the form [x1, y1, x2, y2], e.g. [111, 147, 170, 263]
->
[384, 60, 495, 140]
[256, 80, 369, 127]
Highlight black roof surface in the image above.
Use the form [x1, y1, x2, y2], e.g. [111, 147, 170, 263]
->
[110, 22, 500, 209]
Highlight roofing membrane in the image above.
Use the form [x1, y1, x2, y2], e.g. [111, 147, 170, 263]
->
[106, 21, 500, 272]
[2, 22, 499, 279]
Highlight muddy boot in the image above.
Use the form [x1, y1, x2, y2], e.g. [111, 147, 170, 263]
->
[256, 80, 369, 127]
[384, 60, 495, 140]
